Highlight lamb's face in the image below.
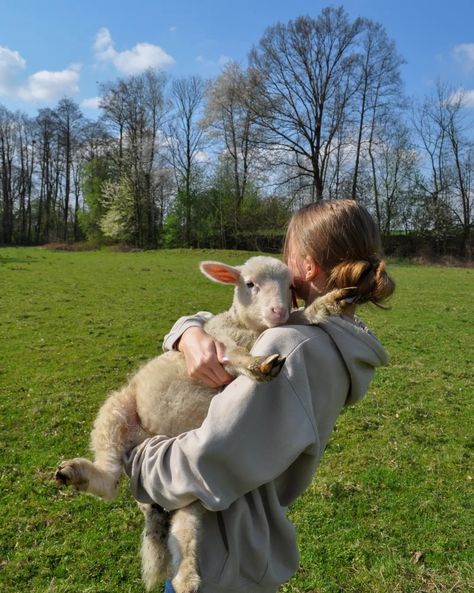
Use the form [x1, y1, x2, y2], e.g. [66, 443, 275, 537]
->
[236, 257, 293, 329]
[199, 257, 294, 332]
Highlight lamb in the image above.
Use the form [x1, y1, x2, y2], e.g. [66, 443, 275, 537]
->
[55, 256, 353, 593]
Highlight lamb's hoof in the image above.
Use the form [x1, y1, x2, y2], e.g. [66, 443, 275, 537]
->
[260, 353, 286, 377]
[334, 286, 358, 303]
[172, 572, 200, 593]
[55, 459, 89, 491]
[249, 353, 286, 382]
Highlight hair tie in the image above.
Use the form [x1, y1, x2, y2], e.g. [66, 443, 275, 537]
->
[358, 259, 376, 283]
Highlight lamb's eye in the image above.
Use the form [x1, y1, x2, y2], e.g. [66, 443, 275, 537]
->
[246, 281, 255, 289]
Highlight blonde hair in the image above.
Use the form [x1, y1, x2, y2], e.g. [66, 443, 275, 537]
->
[284, 199, 395, 306]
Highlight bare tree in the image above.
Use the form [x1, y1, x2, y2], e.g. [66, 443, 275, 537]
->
[372, 121, 418, 234]
[99, 80, 128, 170]
[204, 63, 262, 234]
[411, 84, 453, 238]
[351, 20, 404, 201]
[55, 98, 84, 240]
[15, 113, 36, 243]
[36, 108, 60, 243]
[167, 75, 205, 246]
[248, 7, 364, 200]
[413, 83, 473, 256]
[81, 119, 111, 161]
[0, 106, 17, 243]
[442, 87, 473, 258]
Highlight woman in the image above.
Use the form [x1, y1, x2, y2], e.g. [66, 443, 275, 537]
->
[124, 199, 395, 593]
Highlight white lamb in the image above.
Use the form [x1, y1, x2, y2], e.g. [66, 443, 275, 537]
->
[56, 256, 353, 593]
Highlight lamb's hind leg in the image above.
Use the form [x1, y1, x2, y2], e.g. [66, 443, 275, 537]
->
[55, 384, 143, 500]
[140, 503, 171, 591]
[169, 502, 205, 593]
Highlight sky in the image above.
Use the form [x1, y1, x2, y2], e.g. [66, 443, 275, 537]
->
[1, 0, 474, 115]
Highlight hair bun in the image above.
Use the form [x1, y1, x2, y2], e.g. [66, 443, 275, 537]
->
[328, 258, 395, 306]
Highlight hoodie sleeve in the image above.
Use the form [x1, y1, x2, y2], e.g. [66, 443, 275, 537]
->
[162, 311, 214, 351]
[124, 334, 319, 512]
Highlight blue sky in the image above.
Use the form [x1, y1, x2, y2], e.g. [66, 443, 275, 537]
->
[1, 0, 474, 115]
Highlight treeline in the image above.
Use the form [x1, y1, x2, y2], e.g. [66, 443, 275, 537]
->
[0, 6, 472, 257]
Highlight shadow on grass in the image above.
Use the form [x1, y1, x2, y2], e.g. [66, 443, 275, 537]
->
[0, 255, 38, 265]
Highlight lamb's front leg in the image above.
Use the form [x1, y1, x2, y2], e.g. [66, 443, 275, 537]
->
[225, 346, 285, 382]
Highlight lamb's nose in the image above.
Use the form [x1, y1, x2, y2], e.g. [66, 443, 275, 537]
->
[271, 306, 288, 321]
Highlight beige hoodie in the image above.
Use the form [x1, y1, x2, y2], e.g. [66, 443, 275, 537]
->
[124, 313, 388, 593]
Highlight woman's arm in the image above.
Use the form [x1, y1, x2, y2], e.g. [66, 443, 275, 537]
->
[163, 311, 233, 387]
[162, 311, 214, 351]
[178, 327, 233, 388]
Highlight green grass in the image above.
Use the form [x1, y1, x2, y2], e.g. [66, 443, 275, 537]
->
[0, 247, 472, 593]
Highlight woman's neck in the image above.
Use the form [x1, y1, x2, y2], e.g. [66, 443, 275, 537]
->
[304, 276, 328, 307]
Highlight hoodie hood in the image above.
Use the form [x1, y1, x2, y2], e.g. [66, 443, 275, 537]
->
[317, 315, 388, 405]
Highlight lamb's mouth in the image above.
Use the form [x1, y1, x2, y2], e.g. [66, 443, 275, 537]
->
[264, 314, 289, 328]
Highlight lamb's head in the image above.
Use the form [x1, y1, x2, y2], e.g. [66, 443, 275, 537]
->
[200, 256, 293, 332]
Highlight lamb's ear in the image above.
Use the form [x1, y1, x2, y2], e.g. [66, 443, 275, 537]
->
[200, 261, 241, 285]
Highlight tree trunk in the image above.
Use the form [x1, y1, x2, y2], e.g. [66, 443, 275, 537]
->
[64, 124, 71, 240]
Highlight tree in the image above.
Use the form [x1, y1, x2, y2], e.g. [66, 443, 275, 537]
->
[442, 88, 473, 258]
[370, 120, 418, 235]
[351, 20, 404, 201]
[55, 98, 84, 240]
[249, 7, 364, 200]
[14, 113, 36, 243]
[35, 108, 59, 242]
[79, 156, 112, 242]
[99, 69, 168, 247]
[100, 178, 135, 242]
[204, 63, 264, 239]
[413, 83, 473, 256]
[166, 75, 206, 247]
[0, 106, 17, 243]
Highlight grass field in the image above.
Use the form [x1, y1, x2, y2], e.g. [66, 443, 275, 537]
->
[0, 246, 472, 593]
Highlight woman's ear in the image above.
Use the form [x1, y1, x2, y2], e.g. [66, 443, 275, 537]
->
[304, 255, 320, 281]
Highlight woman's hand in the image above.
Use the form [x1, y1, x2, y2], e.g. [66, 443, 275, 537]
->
[177, 327, 234, 388]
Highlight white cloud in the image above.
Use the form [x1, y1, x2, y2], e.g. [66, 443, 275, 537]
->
[464, 90, 474, 107]
[195, 150, 209, 163]
[80, 96, 101, 110]
[0, 46, 26, 95]
[18, 64, 81, 102]
[195, 54, 232, 71]
[453, 43, 474, 71]
[93, 27, 175, 75]
[217, 55, 231, 67]
[114, 43, 175, 74]
[449, 87, 474, 108]
[94, 27, 116, 62]
[169, 26, 177, 33]
[0, 45, 81, 104]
